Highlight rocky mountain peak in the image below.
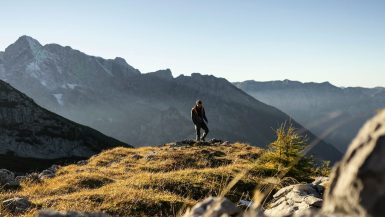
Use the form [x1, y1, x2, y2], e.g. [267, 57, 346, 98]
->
[114, 57, 129, 67]
[0, 36, 142, 107]
[235, 79, 340, 92]
[147, 69, 173, 80]
[17, 35, 42, 47]
[5, 35, 42, 56]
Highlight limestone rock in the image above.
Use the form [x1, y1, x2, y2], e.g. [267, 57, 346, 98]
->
[77, 160, 88, 166]
[38, 170, 55, 179]
[312, 177, 329, 187]
[38, 165, 59, 179]
[184, 197, 242, 217]
[264, 182, 325, 217]
[322, 110, 385, 217]
[2, 197, 32, 214]
[0, 169, 20, 190]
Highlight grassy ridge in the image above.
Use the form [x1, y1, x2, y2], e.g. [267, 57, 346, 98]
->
[1, 143, 271, 217]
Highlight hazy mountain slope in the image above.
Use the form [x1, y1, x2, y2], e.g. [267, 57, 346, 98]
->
[0, 79, 128, 172]
[0, 36, 341, 162]
[234, 80, 385, 152]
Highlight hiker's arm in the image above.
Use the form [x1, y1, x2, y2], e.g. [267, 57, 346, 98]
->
[203, 108, 208, 123]
[191, 109, 198, 124]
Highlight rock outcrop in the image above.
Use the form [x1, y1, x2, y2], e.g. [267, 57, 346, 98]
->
[2, 197, 33, 214]
[38, 164, 60, 180]
[37, 210, 109, 217]
[184, 177, 327, 217]
[0, 169, 20, 190]
[183, 197, 242, 217]
[147, 69, 174, 80]
[264, 178, 327, 217]
[322, 110, 385, 217]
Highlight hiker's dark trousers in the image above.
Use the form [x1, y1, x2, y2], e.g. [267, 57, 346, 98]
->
[195, 122, 209, 141]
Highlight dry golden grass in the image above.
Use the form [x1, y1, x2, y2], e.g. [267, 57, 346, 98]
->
[0, 142, 275, 217]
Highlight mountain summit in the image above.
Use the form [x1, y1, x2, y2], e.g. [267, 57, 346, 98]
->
[0, 36, 342, 162]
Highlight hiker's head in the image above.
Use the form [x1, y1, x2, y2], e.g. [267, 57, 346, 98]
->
[196, 100, 203, 108]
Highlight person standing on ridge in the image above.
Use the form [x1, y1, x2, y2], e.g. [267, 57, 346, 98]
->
[191, 100, 209, 141]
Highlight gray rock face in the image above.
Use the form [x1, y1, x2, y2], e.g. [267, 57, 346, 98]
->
[2, 197, 33, 214]
[38, 165, 59, 179]
[0, 79, 128, 172]
[183, 197, 242, 217]
[0, 36, 340, 162]
[3, 36, 139, 92]
[0, 52, 4, 77]
[322, 110, 385, 217]
[147, 69, 174, 80]
[264, 180, 326, 217]
[0, 169, 19, 189]
[37, 210, 109, 217]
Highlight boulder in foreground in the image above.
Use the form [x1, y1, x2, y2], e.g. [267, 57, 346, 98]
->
[322, 110, 385, 217]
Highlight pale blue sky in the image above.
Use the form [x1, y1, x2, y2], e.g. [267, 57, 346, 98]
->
[1, 0, 384, 87]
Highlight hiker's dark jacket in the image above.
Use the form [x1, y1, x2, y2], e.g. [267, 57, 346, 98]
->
[191, 106, 208, 126]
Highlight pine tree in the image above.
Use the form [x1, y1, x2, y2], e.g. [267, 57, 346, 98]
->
[261, 122, 318, 181]
[268, 123, 306, 168]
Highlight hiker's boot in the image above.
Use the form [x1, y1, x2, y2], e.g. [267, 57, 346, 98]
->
[196, 135, 201, 142]
[201, 133, 207, 142]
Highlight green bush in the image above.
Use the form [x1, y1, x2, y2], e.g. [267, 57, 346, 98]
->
[260, 123, 318, 182]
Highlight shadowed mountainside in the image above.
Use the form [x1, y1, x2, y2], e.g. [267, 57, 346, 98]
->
[0, 79, 128, 173]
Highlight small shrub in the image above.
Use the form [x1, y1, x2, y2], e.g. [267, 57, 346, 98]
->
[260, 123, 317, 181]
[314, 160, 332, 177]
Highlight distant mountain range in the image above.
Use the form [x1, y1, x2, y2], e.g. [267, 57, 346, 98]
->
[234, 80, 385, 152]
[0, 36, 342, 162]
[0, 79, 127, 172]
